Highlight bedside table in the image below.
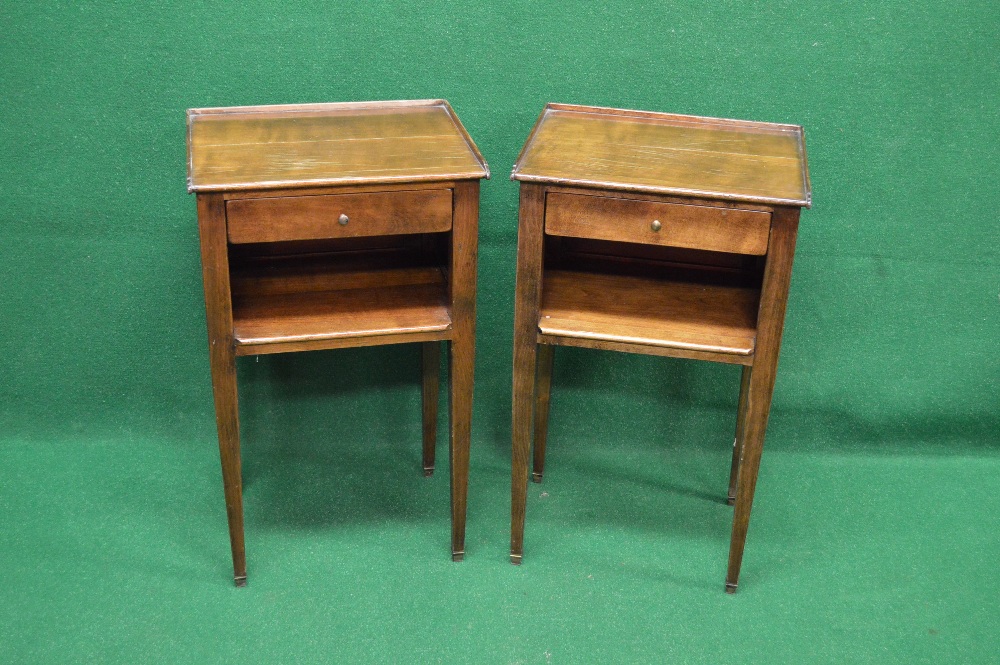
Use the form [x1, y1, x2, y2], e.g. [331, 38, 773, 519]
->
[187, 100, 489, 585]
[508, 104, 810, 592]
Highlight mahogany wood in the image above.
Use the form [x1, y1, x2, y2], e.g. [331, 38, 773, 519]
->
[510, 184, 546, 564]
[226, 189, 453, 244]
[539, 270, 759, 356]
[536, 334, 753, 366]
[236, 330, 449, 357]
[447, 180, 480, 561]
[512, 104, 811, 208]
[509, 104, 808, 592]
[422, 342, 441, 476]
[728, 365, 752, 505]
[230, 260, 444, 299]
[196, 193, 246, 586]
[726, 206, 800, 593]
[545, 192, 771, 255]
[543, 183, 775, 213]
[188, 100, 488, 192]
[222, 179, 459, 201]
[231, 278, 452, 348]
[190, 100, 486, 584]
[532, 344, 555, 483]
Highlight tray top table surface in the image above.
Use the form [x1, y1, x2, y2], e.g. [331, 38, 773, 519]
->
[511, 103, 810, 207]
[188, 99, 489, 193]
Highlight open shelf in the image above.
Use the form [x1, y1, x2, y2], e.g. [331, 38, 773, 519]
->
[229, 238, 451, 355]
[538, 269, 760, 358]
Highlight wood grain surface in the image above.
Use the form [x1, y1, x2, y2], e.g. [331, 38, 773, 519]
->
[508, 106, 807, 591]
[188, 100, 489, 192]
[538, 270, 760, 356]
[545, 191, 771, 255]
[728, 365, 753, 505]
[510, 184, 547, 564]
[536, 334, 753, 366]
[226, 189, 453, 243]
[512, 104, 810, 207]
[532, 344, 555, 483]
[447, 180, 480, 561]
[196, 192, 246, 586]
[726, 206, 801, 593]
[231, 273, 451, 348]
[191, 100, 486, 581]
[422, 341, 441, 476]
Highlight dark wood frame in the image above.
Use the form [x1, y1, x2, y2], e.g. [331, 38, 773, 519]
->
[509, 104, 809, 592]
[190, 101, 487, 585]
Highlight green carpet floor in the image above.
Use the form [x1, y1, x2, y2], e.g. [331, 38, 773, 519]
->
[3, 378, 997, 663]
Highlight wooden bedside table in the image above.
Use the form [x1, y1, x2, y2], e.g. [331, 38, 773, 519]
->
[187, 100, 489, 585]
[508, 104, 810, 592]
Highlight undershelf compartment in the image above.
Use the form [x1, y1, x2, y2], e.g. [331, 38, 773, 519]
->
[538, 238, 763, 362]
[229, 237, 451, 354]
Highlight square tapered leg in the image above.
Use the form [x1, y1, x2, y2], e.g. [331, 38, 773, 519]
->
[726, 207, 799, 592]
[448, 181, 479, 562]
[197, 192, 246, 586]
[532, 344, 555, 483]
[728, 365, 752, 505]
[510, 184, 546, 564]
[422, 341, 441, 476]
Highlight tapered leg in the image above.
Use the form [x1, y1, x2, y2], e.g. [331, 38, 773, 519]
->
[196, 193, 246, 586]
[727, 365, 752, 505]
[448, 181, 479, 562]
[725, 366, 775, 593]
[511, 337, 537, 563]
[532, 344, 555, 483]
[448, 337, 474, 561]
[726, 206, 800, 593]
[422, 341, 441, 477]
[210, 345, 245, 586]
[511, 184, 546, 564]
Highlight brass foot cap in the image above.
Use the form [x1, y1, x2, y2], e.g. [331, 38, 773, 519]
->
[451, 551, 464, 562]
[234, 576, 248, 588]
[510, 553, 522, 565]
[423, 467, 434, 477]
[726, 496, 736, 506]
[725, 582, 738, 594]
[531, 472, 543, 483]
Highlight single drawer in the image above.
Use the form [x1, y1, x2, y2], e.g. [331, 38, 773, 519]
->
[545, 192, 771, 255]
[226, 189, 453, 244]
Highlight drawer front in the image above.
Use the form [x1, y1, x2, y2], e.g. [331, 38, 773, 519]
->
[545, 192, 771, 255]
[226, 189, 453, 244]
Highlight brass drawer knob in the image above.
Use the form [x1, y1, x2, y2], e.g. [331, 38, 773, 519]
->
[651, 219, 662, 232]
[338, 213, 349, 226]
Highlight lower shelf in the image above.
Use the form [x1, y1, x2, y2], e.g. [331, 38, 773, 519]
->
[231, 266, 451, 354]
[538, 270, 759, 358]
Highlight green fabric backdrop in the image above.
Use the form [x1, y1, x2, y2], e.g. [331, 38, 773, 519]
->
[1, 1, 997, 663]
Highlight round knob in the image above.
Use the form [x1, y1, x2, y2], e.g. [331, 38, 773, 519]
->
[651, 219, 662, 232]
[338, 214, 349, 226]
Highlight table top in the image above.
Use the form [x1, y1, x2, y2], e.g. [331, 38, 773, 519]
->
[187, 100, 489, 193]
[511, 104, 811, 208]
